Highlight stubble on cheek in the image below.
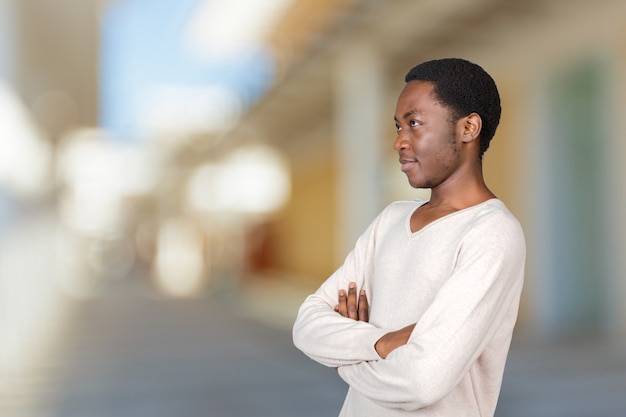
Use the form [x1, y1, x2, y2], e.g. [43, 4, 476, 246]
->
[443, 128, 460, 167]
[448, 126, 460, 153]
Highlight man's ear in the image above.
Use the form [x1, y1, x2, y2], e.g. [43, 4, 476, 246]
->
[461, 112, 482, 143]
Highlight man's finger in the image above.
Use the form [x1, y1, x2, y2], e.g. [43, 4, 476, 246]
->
[347, 282, 358, 320]
[358, 289, 369, 322]
[337, 290, 348, 317]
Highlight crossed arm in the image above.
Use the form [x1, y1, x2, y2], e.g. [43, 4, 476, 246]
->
[294, 215, 525, 410]
[335, 282, 415, 359]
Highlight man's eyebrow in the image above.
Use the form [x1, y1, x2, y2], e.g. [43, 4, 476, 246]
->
[403, 109, 422, 118]
[394, 110, 422, 122]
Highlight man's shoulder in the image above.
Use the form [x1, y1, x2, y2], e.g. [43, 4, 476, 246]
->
[467, 199, 525, 244]
[476, 199, 521, 226]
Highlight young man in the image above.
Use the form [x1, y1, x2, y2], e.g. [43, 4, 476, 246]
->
[292, 58, 525, 416]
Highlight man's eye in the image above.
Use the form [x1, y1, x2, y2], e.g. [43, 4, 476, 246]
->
[409, 120, 420, 127]
[395, 125, 402, 132]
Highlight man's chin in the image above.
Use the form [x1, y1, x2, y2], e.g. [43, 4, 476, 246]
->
[406, 177, 426, 189]
[407, 179, 433, 190]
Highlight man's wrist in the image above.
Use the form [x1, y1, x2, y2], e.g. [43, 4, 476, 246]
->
[374, 335, 390, 359]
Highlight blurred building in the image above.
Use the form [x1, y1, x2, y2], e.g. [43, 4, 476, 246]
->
[2, 0, 626, 392]
[7, 0, 99, 138]
[220, 0, 626, 345]
[0, 0, 100, 389]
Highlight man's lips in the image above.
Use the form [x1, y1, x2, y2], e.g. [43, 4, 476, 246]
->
[399, 158, 417, 172]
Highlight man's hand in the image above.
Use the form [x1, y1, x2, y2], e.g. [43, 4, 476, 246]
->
[333, 282, 414, 360]
[374, 323, 416, 359]
[334, 282, 369, 322]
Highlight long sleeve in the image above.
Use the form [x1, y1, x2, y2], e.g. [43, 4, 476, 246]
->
[336, 213, 525, 411]
[292, 209, 391, 368]
[292, 199, 525, 417]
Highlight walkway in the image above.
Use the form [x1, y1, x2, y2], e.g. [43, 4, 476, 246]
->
[1, 277, 346, 417]
[2, 275, 626, 417]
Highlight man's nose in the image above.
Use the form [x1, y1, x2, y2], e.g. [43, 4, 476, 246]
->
[394, 133, 410, 151]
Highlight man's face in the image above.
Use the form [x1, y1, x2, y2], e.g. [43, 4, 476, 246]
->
[393, 81, 463, 190]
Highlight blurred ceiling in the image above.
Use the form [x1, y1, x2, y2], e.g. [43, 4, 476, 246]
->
[220, 0, 622, 153]
[5, 0, 622, 154]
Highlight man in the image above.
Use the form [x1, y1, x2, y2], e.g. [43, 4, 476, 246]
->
[292, 58, 525, 416]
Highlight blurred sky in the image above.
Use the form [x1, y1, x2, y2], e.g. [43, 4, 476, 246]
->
[100, 0, 275, 142]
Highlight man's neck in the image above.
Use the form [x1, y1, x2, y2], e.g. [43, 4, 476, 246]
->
[427, 167, 495, 211]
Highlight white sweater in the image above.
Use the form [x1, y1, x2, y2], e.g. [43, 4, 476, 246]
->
[292, 199, 525, 416]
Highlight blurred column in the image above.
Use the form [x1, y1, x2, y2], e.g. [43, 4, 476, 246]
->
[608, 42, 626, 342]
[333, 43, 386, 260]
[0, 0, 99, 396]
[12, 0, 99, 140]
[0, 0, 16, 83]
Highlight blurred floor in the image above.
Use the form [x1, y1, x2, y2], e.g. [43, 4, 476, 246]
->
[0, 275, 347, 417]
[2, 268, 626, 417]
[497, 335, 626, 417]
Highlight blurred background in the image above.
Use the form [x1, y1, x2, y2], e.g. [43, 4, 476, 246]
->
[1, 0, 625, 416]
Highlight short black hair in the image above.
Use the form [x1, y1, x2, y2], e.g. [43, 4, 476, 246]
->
[404, 58, 501, 158]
